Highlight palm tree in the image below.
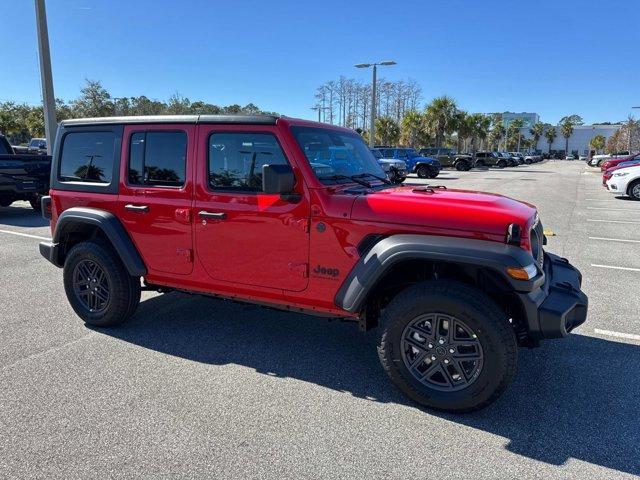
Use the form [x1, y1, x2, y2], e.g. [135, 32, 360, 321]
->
[589, 134, 606, 154]
[375, 116, 400, 146]
[454, 111, 472, 152]
[424, 96, 458, 148]
[400, 110, 427, 147]
[473, 114, 491, 152]
[529, 122, 545, 152]
[506, 118, 525, 151]
[544, 125, 557, 154]
[489, 123, 505, 151]
[559, 115, 584, 155]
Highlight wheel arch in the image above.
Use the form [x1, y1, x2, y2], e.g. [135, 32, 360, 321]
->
[51, 207, 146, 276]
[335, 235, 540, 336]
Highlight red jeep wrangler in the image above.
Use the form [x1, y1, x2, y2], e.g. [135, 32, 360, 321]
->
[39, 115, 587, 412]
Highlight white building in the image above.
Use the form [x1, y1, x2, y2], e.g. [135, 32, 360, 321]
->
[502, 112, 540, 130]
[523, 124, 621, 155]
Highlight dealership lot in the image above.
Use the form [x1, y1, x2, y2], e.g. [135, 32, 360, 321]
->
[1, 160, 638, 479]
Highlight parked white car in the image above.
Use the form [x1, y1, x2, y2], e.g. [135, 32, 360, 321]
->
[589, 154, 611, 166]
[605, 164, 640, 200]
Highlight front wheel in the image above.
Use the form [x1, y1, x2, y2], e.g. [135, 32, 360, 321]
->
[378, 280, 517, 412]
[628, 180, 640, 200]
[63, 240, 141, 327]
[497, 159, 507, 168]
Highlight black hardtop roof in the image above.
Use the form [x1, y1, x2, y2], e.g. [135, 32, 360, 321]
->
[60, 114, 279, 127]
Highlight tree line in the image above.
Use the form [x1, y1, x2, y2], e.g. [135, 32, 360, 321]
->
[0, 80, 278, 144]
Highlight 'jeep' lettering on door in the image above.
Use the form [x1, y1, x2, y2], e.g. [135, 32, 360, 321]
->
[312, 265, 340, 278]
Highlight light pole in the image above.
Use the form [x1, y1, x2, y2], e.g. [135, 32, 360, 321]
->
[35, 0, 56, 155]
[355, 61, 396, 148]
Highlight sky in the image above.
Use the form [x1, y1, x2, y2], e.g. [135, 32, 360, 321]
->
[1, 0, 638, 125]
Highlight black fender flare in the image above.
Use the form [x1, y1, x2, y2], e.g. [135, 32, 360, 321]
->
[51, 207, 146, 276]
[334, 234, 542, 313]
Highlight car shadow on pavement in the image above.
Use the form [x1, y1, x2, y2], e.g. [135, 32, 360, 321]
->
[97, 292, 640, 477]
[0, 205, 48, 228]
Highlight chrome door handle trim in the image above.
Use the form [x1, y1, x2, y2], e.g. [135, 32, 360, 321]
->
[198, 211, 227, 220]
[125, 204, 149, 213]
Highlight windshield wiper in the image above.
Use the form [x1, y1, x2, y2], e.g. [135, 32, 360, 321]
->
[318, 174, 372, 188]
[353, 172, 392, 185]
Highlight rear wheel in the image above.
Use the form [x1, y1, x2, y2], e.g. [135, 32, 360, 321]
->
[455, 160, 470, 171]
[628, 180, 640, 200]
[29, 194, 42, 211]
[0, 198, 13, 207]
[378, 280, 517, 412]
[63, 240, 141, 327]
[416, 165, 429, 178]
[497, 159, 507, 168]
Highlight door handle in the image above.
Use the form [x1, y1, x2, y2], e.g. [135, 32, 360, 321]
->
[125, 204, 149, 213]
[198, 211, 227, 220]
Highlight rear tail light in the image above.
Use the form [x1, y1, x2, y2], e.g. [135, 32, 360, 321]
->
[41, 195, 52, 220]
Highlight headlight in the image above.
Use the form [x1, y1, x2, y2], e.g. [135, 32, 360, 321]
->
[613, 172, 629, 177]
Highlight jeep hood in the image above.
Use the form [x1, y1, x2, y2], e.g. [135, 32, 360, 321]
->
[350, 186, 536, 237]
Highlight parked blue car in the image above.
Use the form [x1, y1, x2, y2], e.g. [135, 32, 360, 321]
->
[372, 147, 441, 178]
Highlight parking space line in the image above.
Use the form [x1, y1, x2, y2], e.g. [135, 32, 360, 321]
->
[588, 236, 640, 244]
[587, 207, 639, 211]
[0, 229, 51, 241]
[594, 328, 640, 342]
[591, 264, 640, 272]
[586, 219, 640, 224]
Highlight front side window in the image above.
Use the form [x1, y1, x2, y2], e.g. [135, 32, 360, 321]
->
[291, 126, 385, 184]
[128, 131, 187, 187]
[59, 131, 115, 183]
[208, 132, 289, 191]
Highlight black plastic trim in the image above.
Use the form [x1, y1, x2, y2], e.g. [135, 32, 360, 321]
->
[50, 207, 146, 276]
[60, 115, 279, 127]
[335, 234, 542, 313]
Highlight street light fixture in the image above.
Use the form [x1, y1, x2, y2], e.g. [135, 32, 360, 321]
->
[355, 60, 397, 147]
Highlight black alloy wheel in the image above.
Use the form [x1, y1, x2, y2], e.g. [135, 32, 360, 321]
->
[400, 313, 483, 392]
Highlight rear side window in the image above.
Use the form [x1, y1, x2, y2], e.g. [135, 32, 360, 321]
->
[59, 131, 115, 183]
[208, 132, 289, 191]
[128, 131, 187, 187]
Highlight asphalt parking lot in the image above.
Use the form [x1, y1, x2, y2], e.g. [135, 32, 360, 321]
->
[1, 160, 639, 479]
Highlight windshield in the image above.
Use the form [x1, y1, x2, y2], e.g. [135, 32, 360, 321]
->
[405, 148, 419, 158]
[291, 126, 386, 184]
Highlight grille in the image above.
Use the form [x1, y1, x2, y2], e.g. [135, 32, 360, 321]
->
[530, 219, 544, 269]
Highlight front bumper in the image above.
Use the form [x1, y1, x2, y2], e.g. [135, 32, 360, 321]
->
[39, 241, 62, 267]
[518, 252, 588, 340]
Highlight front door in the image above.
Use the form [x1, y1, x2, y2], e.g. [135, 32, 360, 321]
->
[118, 124, 195, 275]
[194, 126, 309, 292]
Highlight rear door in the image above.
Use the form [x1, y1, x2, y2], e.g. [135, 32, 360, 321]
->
[118, 124, 195, 275]
[193, 125, 310, 291]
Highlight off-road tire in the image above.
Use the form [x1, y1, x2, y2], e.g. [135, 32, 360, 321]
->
[416, 165, 429, 178]
[63, 240, 141, 327]
[497, 159, 507, 168]
[378, 280, 517, 413]
[455, 160, 470, 171]
[29, 195, 42, 211]
[427, 168, 439, 179]
[628, 180, 640, 200]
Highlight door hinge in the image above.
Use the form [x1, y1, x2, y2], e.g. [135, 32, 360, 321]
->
[176, 248, 193, 263]
[288, 262, 308, 278]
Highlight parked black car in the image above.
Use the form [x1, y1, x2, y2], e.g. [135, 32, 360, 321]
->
[0, 134, 52, 210]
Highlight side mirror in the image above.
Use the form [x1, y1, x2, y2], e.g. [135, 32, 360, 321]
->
[262, 164, 295, 194]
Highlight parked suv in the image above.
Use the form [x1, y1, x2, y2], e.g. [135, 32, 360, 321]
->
[370, 148, 407, 184]
[39, 115, 587, 412]
[474, 151, 509, 168]
[375, 147, 441, 178]
[419, 147, 474, 171]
